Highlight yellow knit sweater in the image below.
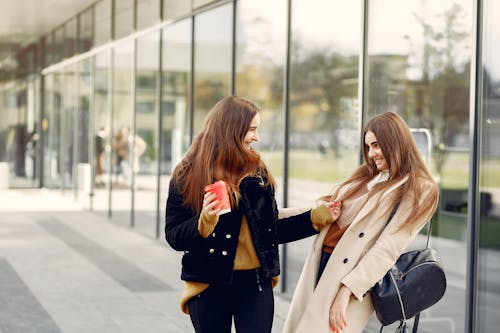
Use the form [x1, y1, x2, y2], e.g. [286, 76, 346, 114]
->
[179, 205, 332, 314]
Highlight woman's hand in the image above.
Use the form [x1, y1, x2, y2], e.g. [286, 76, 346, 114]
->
[329, 284, 351, 332]
[327, 201, 342, 221]
[202, 192, 221, 216]
[198, 192, 221, 237]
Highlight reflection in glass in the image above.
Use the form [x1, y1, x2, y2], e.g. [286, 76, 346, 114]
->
[64, 18, 78, 59]
[137, 0, 160, 31]
[163, 0, 191, 21]
[45, 34, 55, 68]
[235, 0, 286, 187]
[50, 72, 62, 188]
[193, 0, 217, 9]
[0, 92, 6, 164]
[160, 19, 192, 239]
[77, 61, 91, 166]
[193, 4, 232, 134]
[76, 59, 92, 207]
[1, 82, 32, 188]
[62, 65, 76, 190]
[30, 78, 41, 186]
[283, 0, 362, 298]
[134, 31, 160, 238]
[112, 41, 134, 225]
[54, 27, 64, 64]
[43, 75, 54, 187]
[478, 0, 500, 331]
[79, 7, 93, 53]
[95, 0, 112, 47]
[114, 0, 134, 40]
[93, 50, 112, 214]
[366, 0, 472, 331]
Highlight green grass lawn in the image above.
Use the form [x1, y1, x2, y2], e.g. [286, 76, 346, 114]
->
[432, 212, 500, 250]
[262, 148, 500, 188]
[261, 149, 359, 182]
[260, 148, 500, 249]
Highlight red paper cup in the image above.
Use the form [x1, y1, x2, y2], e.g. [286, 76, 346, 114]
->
[204, 180, 231, 215]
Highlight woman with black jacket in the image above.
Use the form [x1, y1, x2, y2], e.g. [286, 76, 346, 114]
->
[165, 96, 339, 333]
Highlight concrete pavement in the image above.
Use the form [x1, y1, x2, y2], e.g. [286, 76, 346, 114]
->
[2, 188, 497, 333]
[0, 189, 291, 333]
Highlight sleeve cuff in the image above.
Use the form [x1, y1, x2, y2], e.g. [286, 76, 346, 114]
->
[341, 275, 366, 302]
[197, 211, 219, 238]
[310, 204, 333, 231]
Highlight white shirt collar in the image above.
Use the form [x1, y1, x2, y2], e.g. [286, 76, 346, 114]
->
[367, 170, 390, 190]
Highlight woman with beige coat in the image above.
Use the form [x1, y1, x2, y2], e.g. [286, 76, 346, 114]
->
[282, 112, 439, 333]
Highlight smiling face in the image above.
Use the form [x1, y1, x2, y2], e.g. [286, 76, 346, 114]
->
[365, 130, 389, 171]
[243, 113, 260, 149]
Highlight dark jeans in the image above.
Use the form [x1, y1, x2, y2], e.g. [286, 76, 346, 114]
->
[187, 269, 274, 333]
[316, 250, 332, 287]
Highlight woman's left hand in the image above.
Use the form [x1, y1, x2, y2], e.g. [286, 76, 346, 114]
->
[329, 285, 351, 333]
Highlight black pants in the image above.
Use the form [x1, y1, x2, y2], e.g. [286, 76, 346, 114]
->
[187, 269, 274, 333]
[316, 250, 332, 287]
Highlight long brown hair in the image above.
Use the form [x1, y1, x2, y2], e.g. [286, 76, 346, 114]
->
[172, 96, 275, 212]
[331, 112, 438, 230]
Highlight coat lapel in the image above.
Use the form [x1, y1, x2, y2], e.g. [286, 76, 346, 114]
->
[344, 176, 408, 232]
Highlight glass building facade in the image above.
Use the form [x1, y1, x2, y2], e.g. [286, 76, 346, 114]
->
[0, 0, 498, 331]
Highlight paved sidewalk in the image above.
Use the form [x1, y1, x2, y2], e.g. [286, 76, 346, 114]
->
[2, 189, 495, 333]
[0, 189, 290, 333]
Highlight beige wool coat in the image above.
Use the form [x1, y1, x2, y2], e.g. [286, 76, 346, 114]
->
[282, 176, 437, 333]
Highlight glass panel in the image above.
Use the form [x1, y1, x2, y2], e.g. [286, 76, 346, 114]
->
[135, 31, 160, 238]
[33, 77, 42, 185]
[45, 34, 55, 67]
[61, 65, 76, 190]
[76, 59, 92, 208]
[235, 0, 287, 192]
[93, 50, 112, 215]
[163, 0, 191, 21]
[54, 27, 64, 63]
[24, 79, 39, 187]
[0, 88, 6, 164]
[365, 1, 472, 331]
[79, 7, 93, 53]
[193, 0, 217, 9]
[283, 0, 362, 299]
[193, 4, 232, 134]
[115, 0, 134, 39]
[42, 74, 54, 187]
[95, 0, 112, 46]
[160, 19, 192, 240]
[137, 0, 160, 30]
[50, 72, 62, 188]
[64, 18, 78, 58]
[111, 41, 134, 225]
[478, 0, 500, 331]
[2, 82, 29, 187]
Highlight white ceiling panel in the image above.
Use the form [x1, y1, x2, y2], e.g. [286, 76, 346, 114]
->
[0, 0, 96, 46]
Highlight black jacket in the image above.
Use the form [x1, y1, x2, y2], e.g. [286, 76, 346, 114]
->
[165, 175, 318, 285]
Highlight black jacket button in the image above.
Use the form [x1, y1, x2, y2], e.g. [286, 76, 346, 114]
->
[343, 258, 348, 264]
[359, 232, 364, 238]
